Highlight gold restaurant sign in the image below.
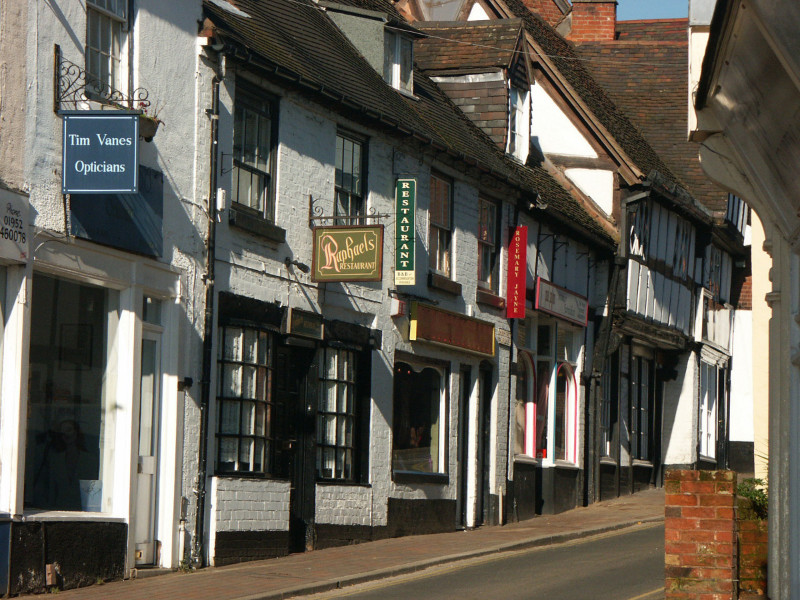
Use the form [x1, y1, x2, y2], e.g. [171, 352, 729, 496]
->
[312, 225, 384, 282]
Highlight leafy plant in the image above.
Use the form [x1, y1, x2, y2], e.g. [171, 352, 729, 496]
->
[737, 477, 768, 520]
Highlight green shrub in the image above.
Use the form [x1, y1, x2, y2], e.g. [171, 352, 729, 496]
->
[737, 478, 768, 520]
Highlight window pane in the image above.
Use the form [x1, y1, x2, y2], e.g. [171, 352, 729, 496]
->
[392, 363, 443, 474]
[400, 37, 413, 91]
[535, 361, 550, 458]
[24, 275, 119, 512]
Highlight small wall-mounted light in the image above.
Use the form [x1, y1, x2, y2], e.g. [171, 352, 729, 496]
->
[285, 257, 310, 274]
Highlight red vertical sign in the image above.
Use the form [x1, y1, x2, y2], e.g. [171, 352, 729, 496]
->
[506, 225, 528, 319]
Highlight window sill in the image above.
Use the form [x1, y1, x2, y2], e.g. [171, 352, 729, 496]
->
[513, 454, 539, 466]
[428, 271, 461, 296]
[229, 207, 286, 244]
[632, 459, 654, 468]
[214, 473, 290, 482]
[22, 510, 126, 523]
[552, 459, 580, 470]
[599, 456, 618, 466]
[317, 480, 371, 488]
[476, 288, 505, 310]
[392, 471, 449, 485]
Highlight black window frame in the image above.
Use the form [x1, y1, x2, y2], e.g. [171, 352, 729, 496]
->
[215, 323, 282, 477]
[477, 198, 500, 292]
[231, 85, 279, 222]
[334, 130, 368, 224]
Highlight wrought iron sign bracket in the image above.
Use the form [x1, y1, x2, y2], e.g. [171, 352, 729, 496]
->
[308, 194, 390, 228]
[54, 44, 151, 114]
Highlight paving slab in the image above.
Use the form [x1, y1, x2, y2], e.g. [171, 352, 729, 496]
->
[37, 488, 665, 600]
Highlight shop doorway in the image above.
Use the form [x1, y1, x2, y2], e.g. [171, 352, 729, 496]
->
[457, 367, 471, 529]
[134, 332, 162, 565]
[475, 365, 493, 526]
[275, 343, 317, 553]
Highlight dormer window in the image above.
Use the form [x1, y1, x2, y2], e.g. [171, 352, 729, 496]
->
[508, 85, 530, 161]
[383, 30, 414, 94]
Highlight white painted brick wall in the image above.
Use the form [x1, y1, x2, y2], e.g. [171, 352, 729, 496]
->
[315, 484, 373, 526]
[212, 477, 291, 532]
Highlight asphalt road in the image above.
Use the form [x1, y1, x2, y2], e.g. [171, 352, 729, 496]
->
[302, 523, 665, 600]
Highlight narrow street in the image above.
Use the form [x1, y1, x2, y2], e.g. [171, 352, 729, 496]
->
[303, 524, 664, 600]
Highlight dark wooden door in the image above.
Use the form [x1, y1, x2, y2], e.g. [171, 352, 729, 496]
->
[275, 343, 318, 553]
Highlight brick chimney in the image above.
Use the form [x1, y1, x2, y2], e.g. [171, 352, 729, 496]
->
[567, 0, 617, 42]
[518, 0, 568, 27]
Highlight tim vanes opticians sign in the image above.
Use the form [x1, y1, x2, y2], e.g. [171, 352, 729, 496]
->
[62, 111, 139, 194]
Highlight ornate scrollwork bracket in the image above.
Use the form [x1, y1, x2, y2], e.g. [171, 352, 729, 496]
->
[54, 44, 151, 113]
[308, 194, 391, 228]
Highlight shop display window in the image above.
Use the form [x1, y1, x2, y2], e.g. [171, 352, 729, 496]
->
[392, 361, 446, 474]
[24, 274, 120, 512]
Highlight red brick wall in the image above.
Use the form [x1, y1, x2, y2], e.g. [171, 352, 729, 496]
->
[737, 519, 767, 594]
[665, 470, 737, 599]
[519, 0, 566, 27]
[567, 0, 617, 42]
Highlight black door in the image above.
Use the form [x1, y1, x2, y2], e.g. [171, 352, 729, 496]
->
[275, 343, 318, 553]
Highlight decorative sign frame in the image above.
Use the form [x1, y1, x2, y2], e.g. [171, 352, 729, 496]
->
[62, 111, 139, 194]
[395, 178, 416, 285]
[534, 277, 589, 327]
[506, 225, 528, 318]
[312, 225, 384, 282]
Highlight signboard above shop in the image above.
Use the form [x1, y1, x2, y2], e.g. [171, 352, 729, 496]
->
[62, 111, 139, 194]
[535, 277, 589, 327]
[312, 225, 384, 282]
[409, 302, 495, 356]
[0, 188, 30, 263]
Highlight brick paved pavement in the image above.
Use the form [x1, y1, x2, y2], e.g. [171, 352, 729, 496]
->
[40, 488, 664, 600]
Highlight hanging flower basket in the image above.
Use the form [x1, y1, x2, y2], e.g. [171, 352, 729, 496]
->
[138, 114, 162, 142]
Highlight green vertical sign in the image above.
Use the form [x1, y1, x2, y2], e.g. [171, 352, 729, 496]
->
[395, 178, 416, 285]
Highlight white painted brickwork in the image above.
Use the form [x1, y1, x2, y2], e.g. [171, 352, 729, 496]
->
[212, 477, 291, 532]
[316, 484, 373, 526]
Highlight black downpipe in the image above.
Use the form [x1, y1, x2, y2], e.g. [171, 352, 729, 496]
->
[504, 202, 522, 525]
[193, 74, 221, 567]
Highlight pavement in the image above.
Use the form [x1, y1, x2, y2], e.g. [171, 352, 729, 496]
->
[46, 488, 665, 600]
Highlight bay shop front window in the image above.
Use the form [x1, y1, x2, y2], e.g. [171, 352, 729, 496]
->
[514, 317, 581, 465]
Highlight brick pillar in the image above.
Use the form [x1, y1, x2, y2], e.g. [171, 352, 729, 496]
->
[567, 0, 617, 42]
[737, 519, 768, 594]
[665, 470, 737, 599]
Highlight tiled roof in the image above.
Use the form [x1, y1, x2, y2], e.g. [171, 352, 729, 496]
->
[500, 0, 678, 185]
[324, 0, 410, 25]
[202, 0, 616, 245]
[616, 19, 688, 42]
[576, 20, 728, 213]
[414, 20, 524, 74]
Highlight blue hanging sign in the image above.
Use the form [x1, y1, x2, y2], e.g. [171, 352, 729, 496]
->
[62, 112, 139, 194]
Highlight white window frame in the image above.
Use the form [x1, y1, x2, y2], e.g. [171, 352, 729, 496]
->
[384, 30, 414, 95]
[514, 351, 536, 458]
[699, 361, 718, 460]
[85, 0, 127, 96]
[429, 173, 453, 277]
[507, 85, 530, 162]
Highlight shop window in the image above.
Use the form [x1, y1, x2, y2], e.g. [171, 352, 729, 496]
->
[699, 361, 718, 459]
[531, 321, 579, 463]
[630, 355, 654, 461]
[317, 348, 357, 481]
[383, 30, 414, 94]
[335, 132, 366, 223]
[478, 199, 499, 292]
[392, 361, 446, 474]
[86, 0, 126, 96]
[514, 353, 535, 456]
[554, 364, 577, 461]
[600, 351, 619, 457]
[24, 274, 120, 512]
[429, 173, 453, 277]
[233, 89, 277, 220]
[216, 326, 275, 475]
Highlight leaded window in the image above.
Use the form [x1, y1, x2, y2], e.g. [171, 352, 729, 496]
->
[216, 326, 275, 474]
[317, 348, 357, 481]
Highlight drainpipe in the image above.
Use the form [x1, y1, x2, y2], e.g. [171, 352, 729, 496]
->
[504, 201, 522, 525]
[193, 70, 221, 568]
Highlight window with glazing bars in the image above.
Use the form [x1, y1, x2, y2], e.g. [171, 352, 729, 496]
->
[86, 0, 126, 95]
[429, 174, 452, 276]
[335, 133, 365, 223]
[317, 348, 356, 481]
[233, 92, 275, 219]
[216, 326, 276, 474]
[630, 356, 652, 461]
[478, 199, 499, 291]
